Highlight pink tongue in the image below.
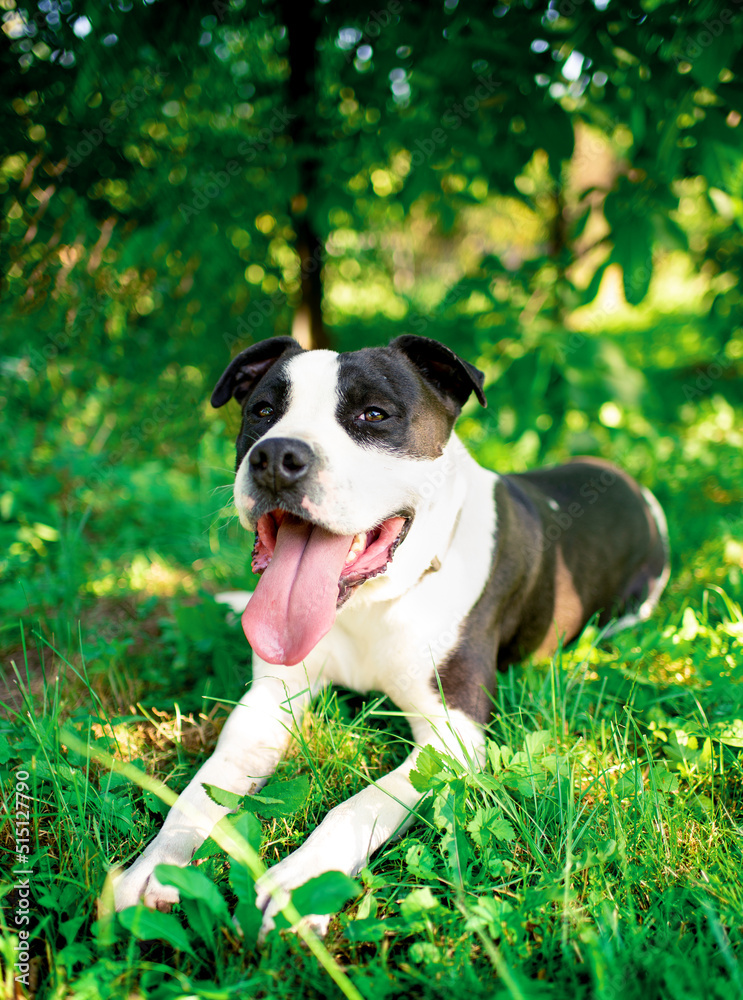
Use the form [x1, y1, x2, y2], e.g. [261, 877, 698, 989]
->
[242, 519, 354, 665]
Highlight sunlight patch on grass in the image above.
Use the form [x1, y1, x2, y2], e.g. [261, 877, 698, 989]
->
[88, 553, 197, 598]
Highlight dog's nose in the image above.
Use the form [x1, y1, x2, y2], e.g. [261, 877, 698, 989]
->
[249, 438, 313, 493]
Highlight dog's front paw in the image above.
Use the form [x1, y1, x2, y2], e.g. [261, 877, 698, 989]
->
[213, 590, 253, 615]
[255, 856, 334, 939]
[260, 908, 333, 941]
[112, 847, 182, 912]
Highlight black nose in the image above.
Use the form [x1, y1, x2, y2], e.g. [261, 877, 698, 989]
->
[248, 437, 314, 493]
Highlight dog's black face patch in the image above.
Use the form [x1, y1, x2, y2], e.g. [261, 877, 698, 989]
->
[235, 363, 293, 468]
[335, 347, 455, 460]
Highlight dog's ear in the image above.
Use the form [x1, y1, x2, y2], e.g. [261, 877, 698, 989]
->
[211, 337, 303, 408]
[391, 335, 487, 410]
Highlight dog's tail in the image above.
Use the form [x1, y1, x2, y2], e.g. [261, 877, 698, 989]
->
[602, 485, 671, 639]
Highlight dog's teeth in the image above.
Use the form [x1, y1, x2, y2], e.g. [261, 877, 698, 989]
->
[345, 532, 367, 565]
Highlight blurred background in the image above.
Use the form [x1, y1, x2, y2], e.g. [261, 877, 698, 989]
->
[1, 0, 742, 705]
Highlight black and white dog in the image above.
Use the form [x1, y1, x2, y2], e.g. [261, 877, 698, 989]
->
[113, 335, 669, 932]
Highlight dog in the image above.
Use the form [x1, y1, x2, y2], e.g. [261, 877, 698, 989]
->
[113, 334, 669, 933]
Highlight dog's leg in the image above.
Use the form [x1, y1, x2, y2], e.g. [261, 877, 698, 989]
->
[255, 706, 484, 936]
[113, 670, 316, 912]
[213, 590, 253, 614]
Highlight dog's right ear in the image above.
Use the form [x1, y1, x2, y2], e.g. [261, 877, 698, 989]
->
[390, 335, 487, 411]
[210, 337, 303, 408]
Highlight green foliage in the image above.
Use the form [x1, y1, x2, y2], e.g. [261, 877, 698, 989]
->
[117, 904, 196, 957]
[4, 592, 743, 998]
[3, 0, 743, 432]
[290, 872, 360, 920]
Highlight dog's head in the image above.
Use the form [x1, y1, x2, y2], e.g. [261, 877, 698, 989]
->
[211, 335, 486, 665]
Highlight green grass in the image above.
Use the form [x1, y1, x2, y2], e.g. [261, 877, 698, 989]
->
[1, 349, 743, 999]
[3, 594, 743, 999]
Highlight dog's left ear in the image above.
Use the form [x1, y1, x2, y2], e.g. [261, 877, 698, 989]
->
[211, 336, 303, 408]
[391, 335, 487, 410]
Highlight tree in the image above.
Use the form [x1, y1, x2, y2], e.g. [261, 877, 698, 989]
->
[2, 0, 742, 445]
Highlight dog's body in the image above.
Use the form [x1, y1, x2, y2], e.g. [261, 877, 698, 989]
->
[113, 336, 668, 932]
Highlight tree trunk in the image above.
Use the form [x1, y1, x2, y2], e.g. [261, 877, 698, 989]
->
[278, 0, 329, 350]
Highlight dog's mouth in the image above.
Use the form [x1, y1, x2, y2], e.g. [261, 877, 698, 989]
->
[242, 510, 411, 666]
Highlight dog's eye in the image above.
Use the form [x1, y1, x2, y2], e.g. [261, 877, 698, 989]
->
[359, 407, 388, 422]
[253, 402, 274, 419]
